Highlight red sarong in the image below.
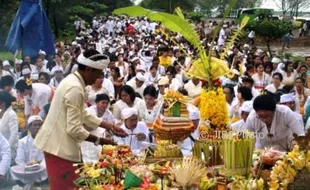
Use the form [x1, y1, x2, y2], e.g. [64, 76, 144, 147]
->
[44, 152, 79, 190]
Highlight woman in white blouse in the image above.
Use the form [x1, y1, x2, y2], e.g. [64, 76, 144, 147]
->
[252, 62, 271, 91]
[143, 86, 162, 123]
[0, 91, 19, 161]
[113, 85, 146, 123]
[281, 61, 297, 86]
[265, 73, 284, 93]
[85, 74, 109, 106]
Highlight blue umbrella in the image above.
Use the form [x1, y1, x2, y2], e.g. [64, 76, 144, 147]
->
[5, 0, 55, 58]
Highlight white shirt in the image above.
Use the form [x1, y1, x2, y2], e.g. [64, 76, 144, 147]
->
[81, 106, 114, 162]
[113, 98, 146, 122]
[231, 119, 247, 132]
[184, 80, 202, 98]
[24, 83, 52, 116]
[102, 78, 115, 100]
[126, 78, 147, 98]
[251, 73, 271, 91]
[217, 28, 226, 46]
[0, 106, 18, 160]
[265, 83, 284, 93]
[246, 105, 305, 151]
[114, 122, 149, 152]
[178, 129, 199, 156]
[85, 85, 110, 106]
[0, 134, 11, 176]
[144, 101, 163, 123]
[281, 70, 297, 86]
[15, 135, 44, 166]
[49, 77, 63, 88]
[169, 78, 183, 91]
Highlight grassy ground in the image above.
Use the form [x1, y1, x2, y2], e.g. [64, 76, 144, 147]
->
[0, 51, 14, 61]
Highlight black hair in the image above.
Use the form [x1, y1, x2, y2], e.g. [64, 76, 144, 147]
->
[21, 62, 31, 70]
[0, 91, 16, 109]
[242, 77, 254, 85]
[119, 85, 136, 102]
[272, 72, 283, 82]
[178, 88, 188, 96]
[143, 85, 157, 98]
[282, 85, 294, 93]
[149, 65, 158, 71]
[0, 75, 14, 89]
[95, 93, 110, 103]
[253, 94, 276, 112]
[254, 62, 264, 69]
[283, 61, 293, 72]
[166, 66, 177, 77]
[177, 56, 186, 62]
[135, 92, 142, 99]
[274, 90, 285, 103]
[15, 79, 32, 93]
[127, 65, 136, 81]
[111, 67, 121, 78]
[78, 49, 108, 71]
[223, 85, 235, 98]
[39, 72, 50, 84]
[300, 64, 308, 70]
[238, 86, 253, 101]
[295, 77, 306, 84]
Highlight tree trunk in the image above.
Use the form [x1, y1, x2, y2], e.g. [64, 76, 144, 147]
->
[266, 40, 272, 58]
[295, 3, 299, 17]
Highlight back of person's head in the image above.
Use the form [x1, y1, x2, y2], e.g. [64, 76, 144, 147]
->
[95, 93, 110, 103]
[238, 86, 253, 101]
[0, 91, 16, 108]
[253, 94, 276, 112]
[15, 79, 32, 93]
[178, 88, 188, 96]
[78, 49, 108, 71]
[0, 75, 14, 89]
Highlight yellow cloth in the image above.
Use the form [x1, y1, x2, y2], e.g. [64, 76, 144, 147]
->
[34, 72, 102, 162]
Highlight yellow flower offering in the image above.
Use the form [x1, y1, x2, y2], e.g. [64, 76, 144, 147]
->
[199, 88, 229, 130]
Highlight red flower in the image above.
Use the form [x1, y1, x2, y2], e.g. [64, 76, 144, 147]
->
[140, 177, 151, 188]
[100, 162, 109, 168]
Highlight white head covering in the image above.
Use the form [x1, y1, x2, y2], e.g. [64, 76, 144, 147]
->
[271, 57, 281, 64]
[22, 68, 31, 75]
[158, 77, 169, 86]
[280, 93, 295, 104]
[241, 101, 253, 112]
[38, 50, 46, 55]
[72, 41, 78, 46]
[15, 59, 22, 64]
[28, 115, 43, 125]
[136, 72, 145, 82]
[51, 66, 64, 75]
[2, 60, 10, 67]
[77, 53, 110, 70]
[121, 108, 138, 120]
[244, 44, 250, 48]
[131, 57, 139, 62]
[31, 73, 39, 80]
[136, 64, 146, 72]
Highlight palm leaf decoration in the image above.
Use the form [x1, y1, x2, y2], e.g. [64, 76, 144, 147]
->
[220, 16, 250, 60]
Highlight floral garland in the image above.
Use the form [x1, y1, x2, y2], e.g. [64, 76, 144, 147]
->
[199, 87, 229, 130]
[269, 145, 310, 190]
[26, 78, 32, 86]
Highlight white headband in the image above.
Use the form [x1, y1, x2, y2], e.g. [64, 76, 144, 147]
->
[77, 53, 110, 70]
[28, 115, 43, 125]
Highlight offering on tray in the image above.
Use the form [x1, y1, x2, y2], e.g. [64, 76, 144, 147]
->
[261, 148, 285, 166]
[154, 117, 194, 141]
[25, 160, 41, 171]
[154, 141, 182, 158]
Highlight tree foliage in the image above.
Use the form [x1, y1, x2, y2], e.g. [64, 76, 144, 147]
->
[248, 10, 293, 56]
[140, 0, 197, 13]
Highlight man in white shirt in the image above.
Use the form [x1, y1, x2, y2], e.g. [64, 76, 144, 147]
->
[178, 106, 200, 156]
[246, 94, 305, 151]
[102, 74, 115, 100]
[114, 108, 149, 154]
[126, 72, 146, 98]
[0, 134, 10, 186]
[49, 66, 64, 88]
[184, 77, 202, 98]
[11, 116, 47, 189]
[231, 101, 253, 132]
[81, 94, 115, 162]
[217, 24, 227, 46]
[280, 93, 304, 127]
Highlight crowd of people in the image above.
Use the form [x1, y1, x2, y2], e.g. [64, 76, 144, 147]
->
[0, 15, 309, 189]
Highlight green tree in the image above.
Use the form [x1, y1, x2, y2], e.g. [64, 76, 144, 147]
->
[248, 10, 293, 57]
[0, 0, 20, 51]
[140, 0, 197, 13]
